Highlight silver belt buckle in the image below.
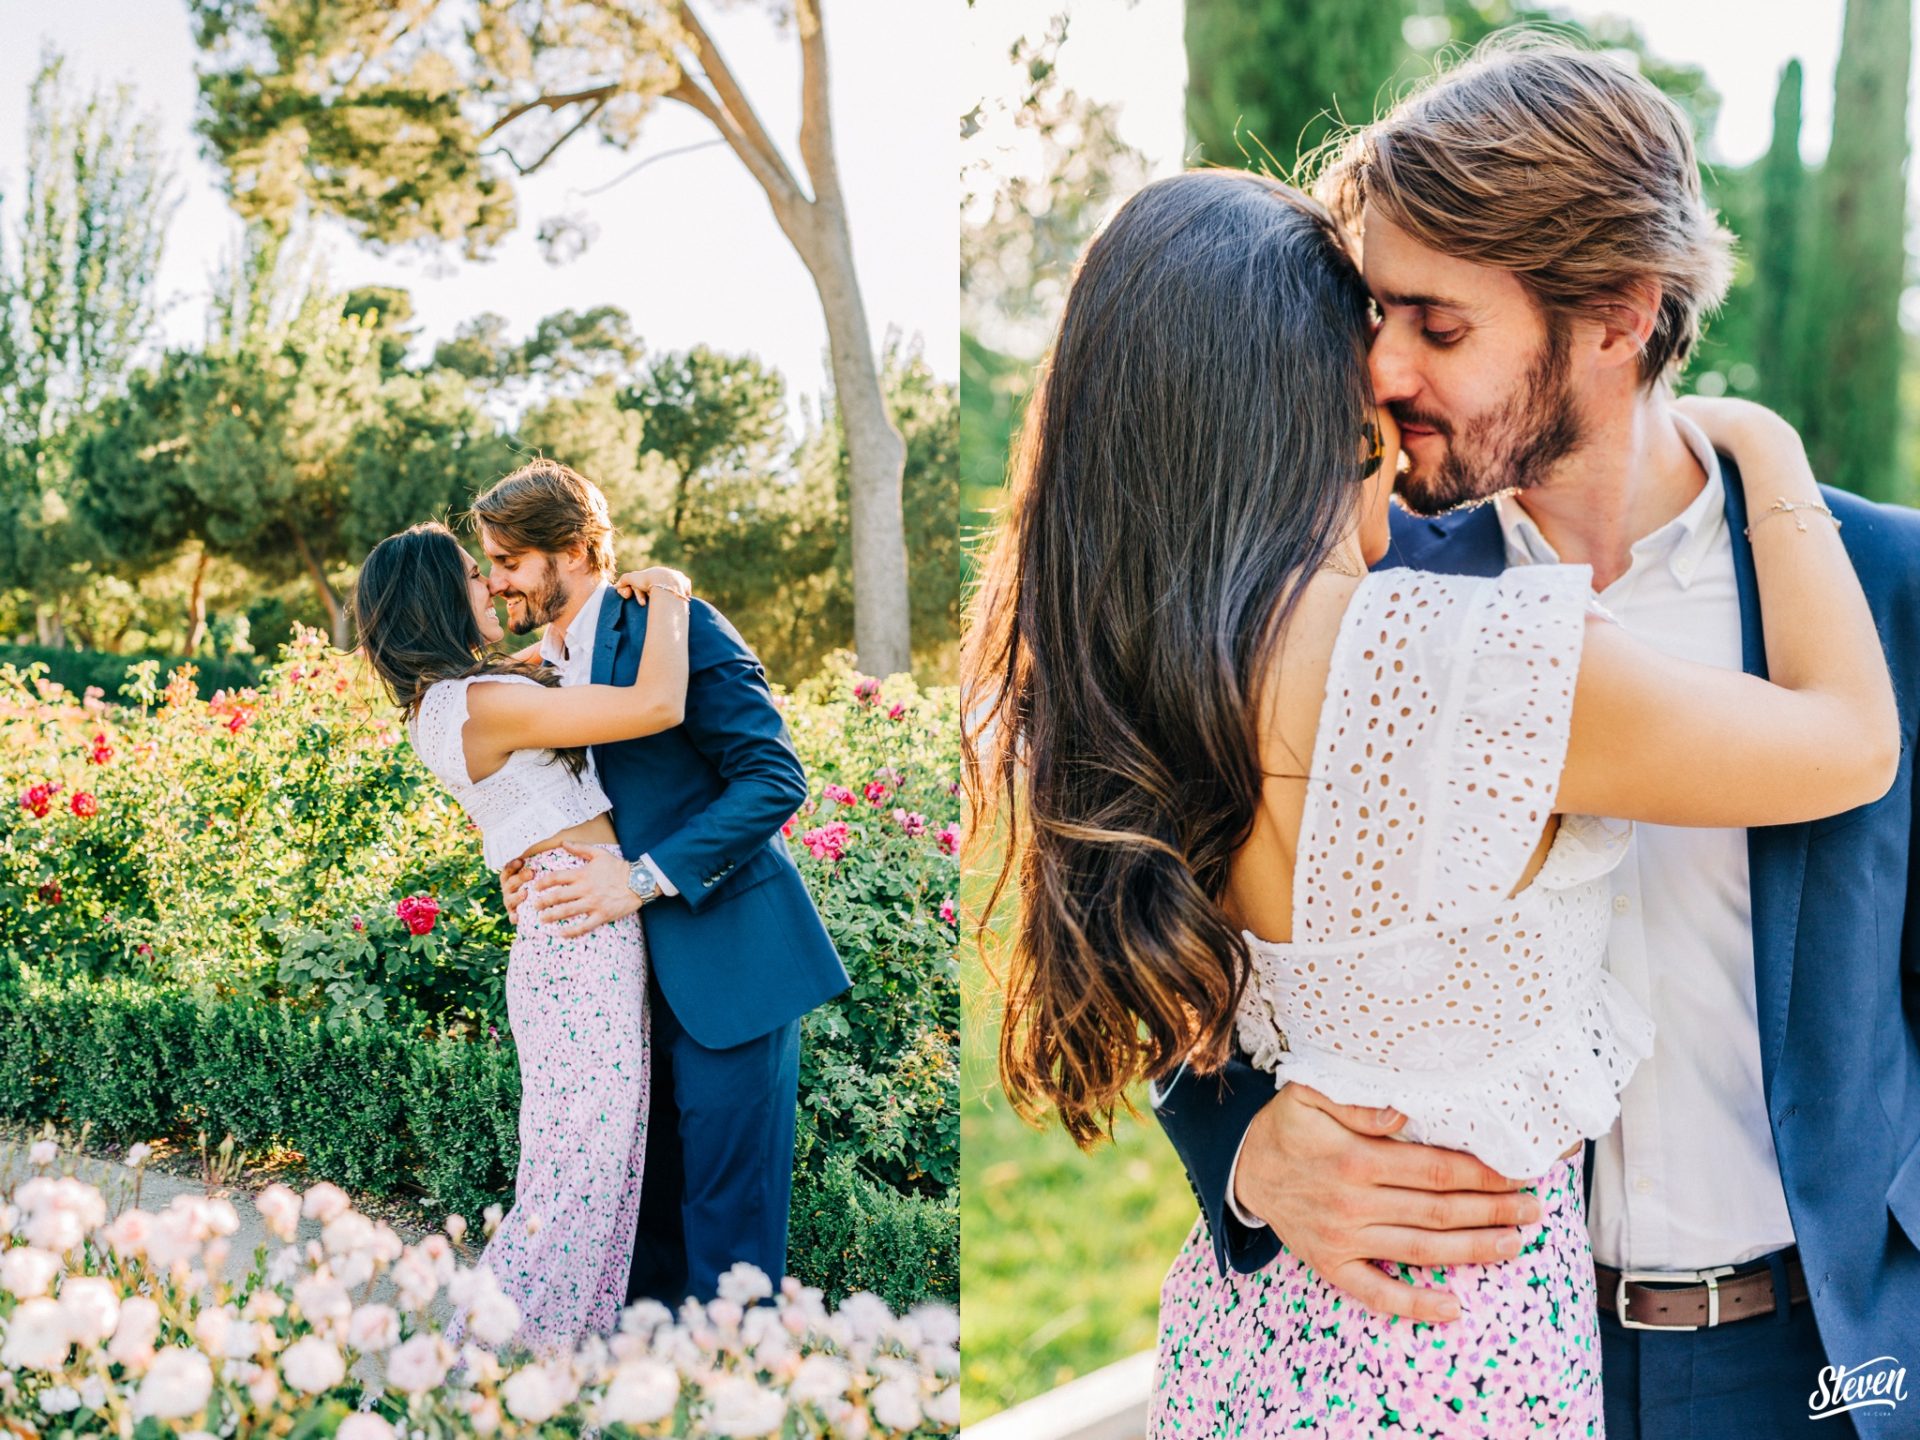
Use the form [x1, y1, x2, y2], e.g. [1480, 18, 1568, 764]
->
[1615, 1265, 1740, 1330]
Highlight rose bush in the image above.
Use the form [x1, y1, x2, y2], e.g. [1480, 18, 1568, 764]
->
[0, 1147, 959, 1436]
[0, 635, 957, 1303]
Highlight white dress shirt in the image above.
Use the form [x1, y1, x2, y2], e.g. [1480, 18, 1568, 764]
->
[1226, 415, 1796, 1271]
[1493, 413, 1793, 1270]
[541, 578, 678, 897]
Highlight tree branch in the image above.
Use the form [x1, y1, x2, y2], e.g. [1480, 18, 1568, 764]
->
[664, 76, 807, 228]
[482, 84, 620, 140]
[488, 97, 609, 176]
[673, 3, 809, 204]
[794, 0, 841, 211]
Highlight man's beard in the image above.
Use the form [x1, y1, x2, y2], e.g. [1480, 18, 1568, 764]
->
[503, 556, 568, 635]
[1392, 324, 1584, 517]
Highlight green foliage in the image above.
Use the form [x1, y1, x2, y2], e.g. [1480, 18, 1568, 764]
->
[0, 645, 261, 704]
[0, 632, 956, 1302]
[627, 346, 789, 535]
[1800, 0, 1912, 502]
[788, 1152, 960, 1310]
[0, 51, 174, 633]
[1185, 0, 1408, 167]
[1753, 60, 1807, 417]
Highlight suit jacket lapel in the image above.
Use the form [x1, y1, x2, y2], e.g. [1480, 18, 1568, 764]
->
[1723, 455, 1810, 1096]
[589, 584, 626, 687]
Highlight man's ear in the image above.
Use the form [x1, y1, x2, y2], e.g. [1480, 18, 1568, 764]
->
[1595, 280, 1662, 372]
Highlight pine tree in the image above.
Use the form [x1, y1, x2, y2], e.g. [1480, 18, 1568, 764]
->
[1801, 0, 1912, 500]
[1184, 0, 1408, 171]
[1754, 60, 1806, 419]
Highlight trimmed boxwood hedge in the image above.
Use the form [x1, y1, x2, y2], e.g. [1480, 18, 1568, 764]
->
[0, 973, 955, 1308]
[0, 645, 264, 703]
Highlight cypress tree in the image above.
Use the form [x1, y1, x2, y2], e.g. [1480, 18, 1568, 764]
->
[1185, 0, 1409, 171]
[1754, 59, 1806, 420]
[1801, 0, 1911, 500]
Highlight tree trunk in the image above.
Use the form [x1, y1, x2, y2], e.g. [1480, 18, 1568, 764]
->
[289, 530, 349, 646]
[794, 213, 910, 676]
[34, 604, 66, 649]
[184, 548, 211, 654]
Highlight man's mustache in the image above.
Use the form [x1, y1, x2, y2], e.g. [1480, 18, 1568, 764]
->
[1388, 403, 1452, 437]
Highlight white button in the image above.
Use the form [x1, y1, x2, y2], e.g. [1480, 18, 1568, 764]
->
[1633, 1176, 1653, 1195]
[1676, 555, 1694, 577]
[1613, 894, 1632, 914]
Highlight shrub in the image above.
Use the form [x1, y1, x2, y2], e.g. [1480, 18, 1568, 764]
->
[0, 1150, 960, 1434]
[0, 643, 264, 704]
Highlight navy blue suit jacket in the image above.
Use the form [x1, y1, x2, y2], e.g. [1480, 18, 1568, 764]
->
[588, 593, 849, 1050]
[1154, 465, 1920, 1373]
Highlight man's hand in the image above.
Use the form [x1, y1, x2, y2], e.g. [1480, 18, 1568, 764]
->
[533, 843, 645, 938]
[1235, 1083, 1544, 1323]
[502, 859, 532, 921]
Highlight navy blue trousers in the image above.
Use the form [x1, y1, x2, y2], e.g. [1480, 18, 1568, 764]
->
[1600, 1253, 1839, 1438]
[624, 965, 800, 1306]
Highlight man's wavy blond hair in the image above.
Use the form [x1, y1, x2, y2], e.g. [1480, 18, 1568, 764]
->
[469, 457, 617, 578]
[1315, 30, 1735, 387]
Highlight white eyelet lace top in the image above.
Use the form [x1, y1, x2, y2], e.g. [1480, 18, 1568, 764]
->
[1233, 563, 1655, 1178]
[407, 675, 614, 871]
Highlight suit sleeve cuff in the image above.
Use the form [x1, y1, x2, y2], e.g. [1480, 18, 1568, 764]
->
[639, 853, 679, 897]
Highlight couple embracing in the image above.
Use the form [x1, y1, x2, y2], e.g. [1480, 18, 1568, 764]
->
[351, 459, 848, 1354]
[967, 33, 1920, 1440]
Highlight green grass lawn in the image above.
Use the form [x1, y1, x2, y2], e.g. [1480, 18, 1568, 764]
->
[960, 933, 1199, 1424]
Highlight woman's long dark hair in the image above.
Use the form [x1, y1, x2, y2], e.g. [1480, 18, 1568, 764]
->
[962, 171, 1377, 1145]
[352, 522, 586, 778]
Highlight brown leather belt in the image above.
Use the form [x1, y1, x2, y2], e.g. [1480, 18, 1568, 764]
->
[1597, 1251, 1808, 1330]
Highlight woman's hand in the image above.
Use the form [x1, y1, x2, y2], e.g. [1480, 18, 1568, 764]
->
[613, 566, 692, 606]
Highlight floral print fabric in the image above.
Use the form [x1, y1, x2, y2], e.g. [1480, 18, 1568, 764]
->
[1152, 1153, 1601, 1437]
[452, 843, 649, 1357]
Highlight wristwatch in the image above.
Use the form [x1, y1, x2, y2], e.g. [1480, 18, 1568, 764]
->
[626, 859, 662, 907]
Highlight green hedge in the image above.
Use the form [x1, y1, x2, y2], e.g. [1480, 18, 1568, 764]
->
[0, 644, 264, 703]
[0, 973, 955, 1306]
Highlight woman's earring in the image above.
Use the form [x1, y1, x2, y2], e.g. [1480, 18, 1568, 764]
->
[1360, 420, 1384, 479]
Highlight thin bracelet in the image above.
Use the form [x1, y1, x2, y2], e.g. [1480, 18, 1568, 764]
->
[1744, 498, 1842, 539]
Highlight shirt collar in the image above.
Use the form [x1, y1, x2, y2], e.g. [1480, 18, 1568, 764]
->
[1493, 411, 1726, 589]
[538, 578, 610, 672]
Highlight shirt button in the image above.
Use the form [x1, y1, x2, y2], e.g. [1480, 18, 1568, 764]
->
[1633, 1176, 1654, 1195]
[1676, 556, 1694, 577]
[1613, 894, 1632, 914]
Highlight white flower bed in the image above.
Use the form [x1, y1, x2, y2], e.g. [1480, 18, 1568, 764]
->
[0, 1146, 959, 1435]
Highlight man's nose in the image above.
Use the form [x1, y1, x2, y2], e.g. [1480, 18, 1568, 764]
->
[1368, 323, 1420, 408]
[486, 572, 511, 596]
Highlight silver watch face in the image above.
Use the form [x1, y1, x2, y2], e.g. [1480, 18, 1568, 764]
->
[626, 863, 658, 901]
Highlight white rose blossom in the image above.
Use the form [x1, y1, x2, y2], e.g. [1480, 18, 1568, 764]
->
[347, 1303, 400, 1353]
[0, 1247, 59, 1299]
[598, 1358, 680, 1425]
[338, 1414, 397, 1440]
[385, 1334, 452, 1395]
[280, 1335, 346, 1394]
[57, 1276, 120, 1346]
[301, 1182, 352, 1222]
[703, 1375, 787, 1437]
[1, 1297, 70, 1370]
[256, 1183, 301, 1243]
[134, 1348, 214, 1420]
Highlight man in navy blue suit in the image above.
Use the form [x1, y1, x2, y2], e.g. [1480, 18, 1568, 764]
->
[1155, 37, 1920, 1439]
[476, 459, 849, 1307]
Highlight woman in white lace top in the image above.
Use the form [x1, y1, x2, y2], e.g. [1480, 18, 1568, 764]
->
[962, 171, 1899, 1434]
[352, 521, 690, 1355]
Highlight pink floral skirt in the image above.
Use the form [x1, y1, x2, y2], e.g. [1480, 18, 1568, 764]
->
[454, 843, 650, 1356]
[1151, 1153, 1602, 1437]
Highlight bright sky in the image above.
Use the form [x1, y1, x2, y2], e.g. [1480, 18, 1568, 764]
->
[0, 0, 958, 417]
[965, 0, 1872, 186]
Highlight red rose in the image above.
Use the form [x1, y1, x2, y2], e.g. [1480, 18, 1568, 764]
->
[395, 894, 440, 936]
[87, 732, 113, 765]
[37, 880, 61, 905]
[69, 793, 97, 819]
